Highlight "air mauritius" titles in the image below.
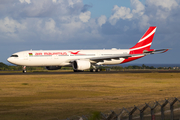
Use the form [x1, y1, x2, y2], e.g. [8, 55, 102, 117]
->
[29, 52, 67, 56]
[29, 51, 82, 56]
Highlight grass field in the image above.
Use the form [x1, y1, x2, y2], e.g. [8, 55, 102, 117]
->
[0, 72, 180, 120]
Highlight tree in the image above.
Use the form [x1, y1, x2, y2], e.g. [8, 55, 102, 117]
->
[0, 62, 8, 70]
[0, 62, 8, 67]
[142, 64, 146, 69]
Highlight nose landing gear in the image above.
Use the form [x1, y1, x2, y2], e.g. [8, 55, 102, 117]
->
[22, 66, 27, 73]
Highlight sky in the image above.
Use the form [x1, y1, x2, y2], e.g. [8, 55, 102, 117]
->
[0, 0, 180, 64]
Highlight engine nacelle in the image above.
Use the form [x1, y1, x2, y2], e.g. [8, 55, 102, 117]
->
[46, 66, 61, 70]
[72, 60, 91, 71]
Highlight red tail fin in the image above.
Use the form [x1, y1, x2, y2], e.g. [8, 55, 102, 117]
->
[130, 26, 157, 54]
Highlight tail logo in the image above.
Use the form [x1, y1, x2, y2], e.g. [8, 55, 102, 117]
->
[130, 26, 157, 54]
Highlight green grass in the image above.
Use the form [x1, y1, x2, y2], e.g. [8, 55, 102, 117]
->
[0, 73, 180, 119]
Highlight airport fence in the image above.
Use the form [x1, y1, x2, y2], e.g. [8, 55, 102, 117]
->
[65, 97, 180, 120]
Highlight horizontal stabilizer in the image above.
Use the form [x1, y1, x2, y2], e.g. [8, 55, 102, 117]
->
[143, 49, 169, 54]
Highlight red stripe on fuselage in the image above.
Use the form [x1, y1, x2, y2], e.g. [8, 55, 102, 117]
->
[121, 56, 144, 64]
[130, 45, 151, 54]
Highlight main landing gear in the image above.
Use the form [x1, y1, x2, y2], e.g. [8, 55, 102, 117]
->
[90, 68, 100, 72]
[22, 66, 27, 73]
[90, 65, 100, 72]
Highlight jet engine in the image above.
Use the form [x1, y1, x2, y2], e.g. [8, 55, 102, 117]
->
[72, 60, 91, 71]
[46, 66, 61, 70]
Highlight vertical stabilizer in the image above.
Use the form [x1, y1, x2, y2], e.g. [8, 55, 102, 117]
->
[130, 26, 157, 54]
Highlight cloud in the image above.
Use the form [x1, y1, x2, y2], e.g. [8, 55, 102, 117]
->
[0, 0, 15, 4]
[1, 0, 180, 45]
[147, 0, 178, 11]
[131, 0, 145, 16]
[45, 18, 57, 33]
[19, 0, 31, 4]
[79, 11, 91, 22]
[0, 0, 84, 18]
[0, 17, 26, 41]
[52, 0, 57, 3]
[143, 0, 179, 21]
[98, 15, 107, 27]
[109, 0, 146, 25]
[138, 15, 150, 29]
[0, 0, 91, 43]
[0, 0, 180, 50]
[109, 6, 133, 25]
[108, 0, 180, 31]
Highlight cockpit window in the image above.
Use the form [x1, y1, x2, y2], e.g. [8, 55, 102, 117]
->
[11, 55, 18, 57]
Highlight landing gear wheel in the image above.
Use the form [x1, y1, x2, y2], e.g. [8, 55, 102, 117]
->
[90, 69, 94, 72]
[23, 70, 27, 73]
[95, 69, 100, 72]
[90, 69, 100, 72]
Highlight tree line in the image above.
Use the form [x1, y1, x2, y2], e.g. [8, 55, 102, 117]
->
[101, 64, 173, 70]
[0, 62, 44, 71]
[0, 62, 175, 71]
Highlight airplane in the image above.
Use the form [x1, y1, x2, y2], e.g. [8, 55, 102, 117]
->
[7, 26, 169, 73]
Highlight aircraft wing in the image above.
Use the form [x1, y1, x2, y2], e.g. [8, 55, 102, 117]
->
[89, 49, 169, 62]
[69, 49, 169, 63]
[89, 54, 133, 62]
[68, 54, 133, 63]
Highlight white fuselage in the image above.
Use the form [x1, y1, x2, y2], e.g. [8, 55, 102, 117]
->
[7, 49, 133, 66]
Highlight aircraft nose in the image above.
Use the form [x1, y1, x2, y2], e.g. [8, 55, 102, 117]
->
[7, 57, 10, 62]
[7, 57, 13, 64]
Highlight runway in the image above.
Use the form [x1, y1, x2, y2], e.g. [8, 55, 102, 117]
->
[0, 70, 180, 75]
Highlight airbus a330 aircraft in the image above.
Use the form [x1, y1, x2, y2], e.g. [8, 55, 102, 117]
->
[7, 26, 168, 73]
